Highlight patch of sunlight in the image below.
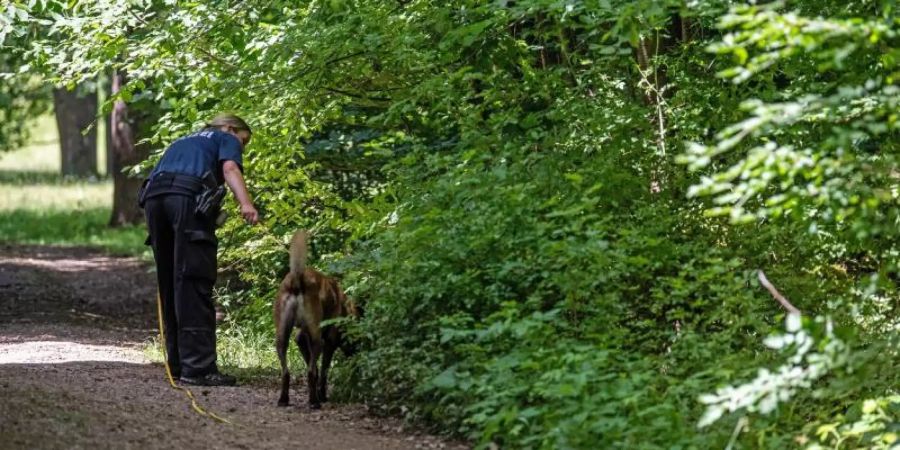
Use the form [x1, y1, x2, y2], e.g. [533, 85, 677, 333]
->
[0, 253, 132, 272]
[0, 112, 108, 175]
[0, 114, 60, 173]
[0, 341, 147, 364]
[0, 180, 112, 212]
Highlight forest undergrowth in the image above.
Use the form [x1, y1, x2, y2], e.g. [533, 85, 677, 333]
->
[3, 0, 899, 448]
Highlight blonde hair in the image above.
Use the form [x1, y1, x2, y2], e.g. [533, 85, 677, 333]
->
[205, 113, 252, 135]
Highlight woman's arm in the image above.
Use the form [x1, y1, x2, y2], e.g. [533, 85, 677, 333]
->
[222, 160, 259, 224]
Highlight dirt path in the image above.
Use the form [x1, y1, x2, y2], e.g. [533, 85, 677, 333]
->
[0, 244, 463, 450]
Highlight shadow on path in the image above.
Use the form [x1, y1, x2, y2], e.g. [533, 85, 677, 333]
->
[0, 245, 463, 450]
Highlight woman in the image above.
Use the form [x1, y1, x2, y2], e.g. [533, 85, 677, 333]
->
[142, 113, 258, 386]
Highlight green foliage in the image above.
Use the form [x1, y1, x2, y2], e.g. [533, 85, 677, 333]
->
[811, 395, 900, 449]
[5, 0, 899, 448]
[682, 3, 900, 241]
[681, 2, 900, 448]
[0, 41, 51, 151]
[336, 147, 787, 447]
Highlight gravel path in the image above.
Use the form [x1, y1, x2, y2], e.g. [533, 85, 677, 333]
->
[0, 244, 463, 450]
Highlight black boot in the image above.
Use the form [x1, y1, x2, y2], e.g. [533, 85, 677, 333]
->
[179, 372, 237, 387]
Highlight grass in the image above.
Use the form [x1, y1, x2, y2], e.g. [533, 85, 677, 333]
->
[0, 113, 147, 257]
[0, 208, 147, 255]
[0, 115, 61, 173]
[142, 326, 300, 386]
[0, 176, 112, 211]
[0, 114, 108, 175]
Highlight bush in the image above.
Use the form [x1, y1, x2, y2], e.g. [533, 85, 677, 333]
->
[9, 0, 898, 447]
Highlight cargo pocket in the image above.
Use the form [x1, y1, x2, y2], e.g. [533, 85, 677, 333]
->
[182, 229, 218, 282]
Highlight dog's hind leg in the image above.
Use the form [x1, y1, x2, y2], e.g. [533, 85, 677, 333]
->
[276, 294, 298, 407]
[293, 330, 310, 385]
[295, 331, 310, 366]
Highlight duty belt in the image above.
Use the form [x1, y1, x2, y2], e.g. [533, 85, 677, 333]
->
[143, 172, 209, 199]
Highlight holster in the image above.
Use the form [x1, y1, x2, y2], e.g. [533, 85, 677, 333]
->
[137, 178, 151, 209]
[195, 186, 226, 220]
[139, 171, 226, 224]
[194, 170, 226, 222]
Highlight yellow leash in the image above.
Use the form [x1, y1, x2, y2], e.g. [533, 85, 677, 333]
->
[156, 291, 235, 425]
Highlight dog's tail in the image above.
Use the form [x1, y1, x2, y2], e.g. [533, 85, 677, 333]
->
[289, 230, 308, 278]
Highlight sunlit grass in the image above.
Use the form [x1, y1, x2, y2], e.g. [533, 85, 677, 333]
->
[0, 113, 145, 256]
[216, 328, 282, 384]
[0, 115, 60, 173]
[0, 179, 112, 211]
[141, 326, 298, 386]
[0, 208, 147, 255]
[0, 113, 108, 175]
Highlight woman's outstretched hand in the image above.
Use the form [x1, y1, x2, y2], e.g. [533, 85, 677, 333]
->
[240, 202, 259, 225]
[222, 160, 259, 225]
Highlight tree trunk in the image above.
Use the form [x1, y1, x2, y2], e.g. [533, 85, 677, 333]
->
[108, 71, 155, 227]
[53, 86, 97, 177]
[103, 75, 114, 177]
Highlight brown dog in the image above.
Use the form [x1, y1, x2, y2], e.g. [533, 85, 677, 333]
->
[274, 230, 356, 408]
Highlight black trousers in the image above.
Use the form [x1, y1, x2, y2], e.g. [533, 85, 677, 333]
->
[144, 194, 219, 378]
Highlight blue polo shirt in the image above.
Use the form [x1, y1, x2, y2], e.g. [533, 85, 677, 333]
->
[151, 129, 243, 183]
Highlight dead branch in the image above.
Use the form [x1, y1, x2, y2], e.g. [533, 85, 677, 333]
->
[757, 270, 801, 315]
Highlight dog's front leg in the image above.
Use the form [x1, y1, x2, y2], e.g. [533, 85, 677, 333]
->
[318, 342, 336, 403]
[275, 294, 297, 407]
[295, 331, 310, 368]
[276, 330, 292, 406]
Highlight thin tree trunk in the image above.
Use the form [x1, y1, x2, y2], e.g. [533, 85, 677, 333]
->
[53, 86, 97, 177]
[632, 15, 693, 195]
[103, 75, 114, 177]
[106, 109, 114, 177]
[108, 71, 153, 227]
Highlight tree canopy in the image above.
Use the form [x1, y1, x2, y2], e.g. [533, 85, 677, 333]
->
[3, 0, 899, 447]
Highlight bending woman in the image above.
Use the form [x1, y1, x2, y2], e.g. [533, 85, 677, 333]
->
[142, 113, 258, 386]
